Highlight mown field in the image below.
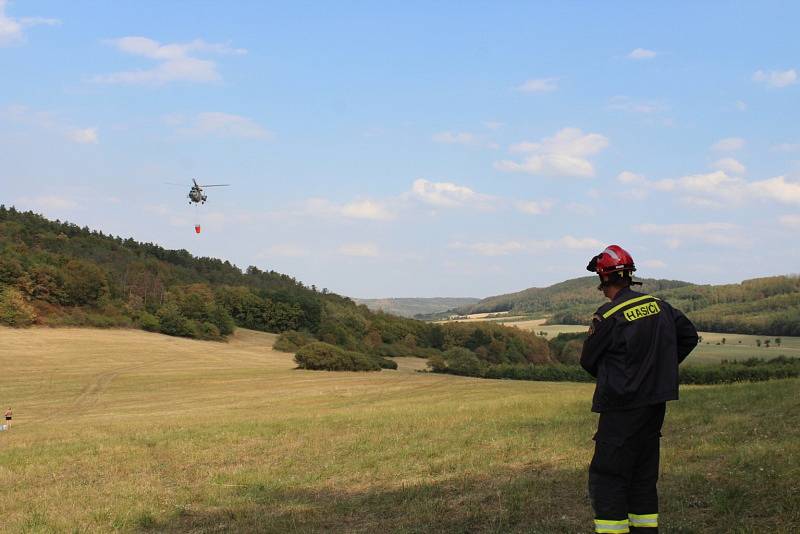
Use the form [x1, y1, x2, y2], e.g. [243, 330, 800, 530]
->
[1, 327, 799, 533]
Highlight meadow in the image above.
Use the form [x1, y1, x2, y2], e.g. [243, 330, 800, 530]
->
[1, 327, 798, 533]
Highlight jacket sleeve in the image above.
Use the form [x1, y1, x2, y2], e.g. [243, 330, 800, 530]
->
[580, 315, 614, 377]
[674, 309, 699, 364]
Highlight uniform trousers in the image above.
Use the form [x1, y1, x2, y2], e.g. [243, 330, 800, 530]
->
[589, 403, 666, 533]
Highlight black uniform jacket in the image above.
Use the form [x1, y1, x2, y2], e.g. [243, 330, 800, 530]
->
[581, 287, 699, 413]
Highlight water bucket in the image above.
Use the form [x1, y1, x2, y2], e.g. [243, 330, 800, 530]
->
[194, 225, 201, 234]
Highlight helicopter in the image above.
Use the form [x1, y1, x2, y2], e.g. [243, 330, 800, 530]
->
[188, 178, 229, 204]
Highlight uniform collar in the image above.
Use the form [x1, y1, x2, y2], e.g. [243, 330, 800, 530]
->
[610, 286, 638, 305]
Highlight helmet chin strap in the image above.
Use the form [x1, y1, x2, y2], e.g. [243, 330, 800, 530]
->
[597, 272, 642, 290]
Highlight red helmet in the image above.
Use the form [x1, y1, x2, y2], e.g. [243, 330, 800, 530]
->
[586, 245, 636, 275]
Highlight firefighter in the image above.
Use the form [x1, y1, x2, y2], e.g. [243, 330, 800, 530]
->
[581, 245, 698, 533]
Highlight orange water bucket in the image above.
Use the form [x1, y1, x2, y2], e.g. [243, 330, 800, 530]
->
[194, 225, 201, 234]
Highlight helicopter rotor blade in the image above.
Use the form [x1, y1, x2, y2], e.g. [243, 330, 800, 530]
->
[198, 184, 230, 187]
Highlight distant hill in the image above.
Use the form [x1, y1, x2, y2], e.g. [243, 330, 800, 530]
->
[354, 297, 480, 318]
[438, 277, 692, 320]
[425, 275, 800, 336]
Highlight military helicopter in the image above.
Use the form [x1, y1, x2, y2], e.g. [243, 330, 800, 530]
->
[188, 178, 229, 204]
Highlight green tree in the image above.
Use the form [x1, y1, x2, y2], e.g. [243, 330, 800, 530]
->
[62, 259, 108, 305]
[0, 287, 37, 327]
[157, 303, 194, 338]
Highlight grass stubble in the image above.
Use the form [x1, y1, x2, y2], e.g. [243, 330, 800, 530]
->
[0, 327, 798, 533]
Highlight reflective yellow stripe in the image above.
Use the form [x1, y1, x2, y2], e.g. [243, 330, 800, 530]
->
[594, 518, 630, 533]
[602, 295, 660, 319]
[628, 513, 658, 527]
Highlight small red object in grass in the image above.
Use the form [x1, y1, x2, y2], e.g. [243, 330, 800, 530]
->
[194, 225, 201, 234]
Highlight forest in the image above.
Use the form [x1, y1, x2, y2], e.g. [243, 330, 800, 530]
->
[0, 206, 552, 368]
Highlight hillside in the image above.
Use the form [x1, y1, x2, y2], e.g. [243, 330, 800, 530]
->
[0, 206, 551, 366]
[354, 297, 480, 318]
[436, 275, 800, 336]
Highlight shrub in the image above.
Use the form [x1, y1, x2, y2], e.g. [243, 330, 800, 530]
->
[274, 330, 316, 352]
[483, 363, 593, 382]
[374, 356, 398, 370]
[139, 312, 160, 332]
[0, 286, 37, 327]
[556, 339, 583, 365]
[427, 354, 447, 372]
[679, 358, 800, 384]
[429, 356, 800, 385]
[294, 342, 381, 371]
[369, 343, 443, 359]
[443, 347, 487, 377]
[156, 304, 194, 338]
[197, 321, 222, 340]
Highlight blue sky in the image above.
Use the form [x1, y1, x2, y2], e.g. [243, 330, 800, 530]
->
[2, 1, 799, 298]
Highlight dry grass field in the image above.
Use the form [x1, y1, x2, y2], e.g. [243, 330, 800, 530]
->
[1, 327, 799, 532]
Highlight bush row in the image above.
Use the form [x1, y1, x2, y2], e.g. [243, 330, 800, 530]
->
[294, 342, 397, 372]
[429, 356, 800, 385]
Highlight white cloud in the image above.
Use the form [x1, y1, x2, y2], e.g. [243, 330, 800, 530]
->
[655, 171, 747, 205]
[780, 214, 800, 228]
[410, 179, 492, 208]
[15, 195, 79, 211]
[640, 259, 666, 269]
[483, 121, 504, 130]
[432, 131, 476, 145]
[607, 96, 665, 114]
[753, 69, 797, 88]
[516, 77, 558, 93]
[0, 0, 59, 46]
[749, 176, 800, 205]
[631, 168, 800, 208]
[2, 105, 98, 144]
[617, 171, 646, 184]
[711, 137, 745, 152]
[338, 243, 379, 257]
[170, 112, 270, 139]
[735, 100, 747, 111]
[495, 127, 609, 178]
[712, 157, 746, 175]
[635, 222, 741, 248]
[303, 198, 395, 221]
[340, 199, 395, 220]
[95, 36, 246, 85]
[66, 127, 99, 144]
[628, 48, 657, 60]
[515, 200, 553, 215]
[450, 236, 602, 257]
